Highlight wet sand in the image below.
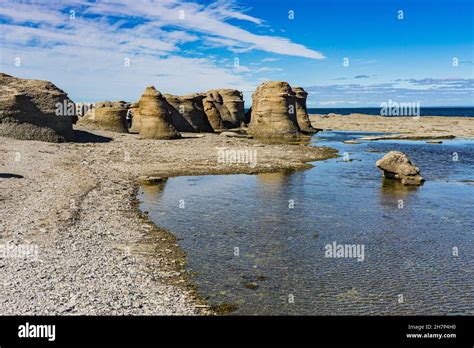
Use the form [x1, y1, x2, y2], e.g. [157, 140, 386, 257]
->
[310, 114, 474, 139]
[0, 127, 336, 315]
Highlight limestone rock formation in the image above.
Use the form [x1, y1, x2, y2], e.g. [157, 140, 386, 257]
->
[376, 151, 424, 185]
[293, 87, 317, 133]
[77, 101, 129, 133]
[203, 91, 226, 131]
[76, 108, 95, 126]
[138, 86, 181, 139]
[203, 89, 245, 130]
[247, 81, 303, 138]
[164, 94, 213, 132]
[0, 73, 75, 142]
[128, 102, 141, 134]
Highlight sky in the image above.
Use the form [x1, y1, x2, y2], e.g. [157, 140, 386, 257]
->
[0, 0, 473, 107]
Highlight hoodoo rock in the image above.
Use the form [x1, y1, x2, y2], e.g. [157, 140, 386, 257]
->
[247, 81, 303, 138]
[219, 89, 245, 128]
[78, 101, 129, 133]
[164, 94, 213, 132]
[127, 102, 141, 133]
[203, 89, 227, 131]
[203, 91, 226, 131]
[0, 73, 75, 142]
[376, 151, 425, 185]
[138, 86, 181, 139]
[203, 89, 245, 130]
[293, 87, 317, 133]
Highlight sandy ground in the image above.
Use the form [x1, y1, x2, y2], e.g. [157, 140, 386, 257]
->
[0, 127, 336, 315]
[311, 114, 474, 139]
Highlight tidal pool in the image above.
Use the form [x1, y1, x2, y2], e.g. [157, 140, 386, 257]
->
[139, 131, 474, 315]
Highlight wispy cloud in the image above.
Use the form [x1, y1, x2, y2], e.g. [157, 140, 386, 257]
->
[261, 57, 280, 62]
[0, 0, 324, 102]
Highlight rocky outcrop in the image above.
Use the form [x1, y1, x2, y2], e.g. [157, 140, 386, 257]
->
[376, 151, 424, 185]
[293, 87, 317, 133]
[0, 73, 75, 142]
[219, 89, 245, 127]
[203, 89, 245, 130]
[164, 94, 213, 132]
[128, 102, 141, 134]
[202, 91, 226, 131]
[138, 86, 180, 139]
[247, 81, 303, 138]
[77, 101, 129, 133]
[76, 108, 95, 127]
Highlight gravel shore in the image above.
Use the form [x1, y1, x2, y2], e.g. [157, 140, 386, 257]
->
[0, 127, 336, 315]
[311, 114, 474, 139]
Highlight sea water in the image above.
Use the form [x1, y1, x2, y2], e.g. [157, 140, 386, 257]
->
[139, 131, 474, 315]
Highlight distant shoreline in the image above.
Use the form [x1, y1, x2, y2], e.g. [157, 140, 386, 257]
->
[310, 113, 474, 139]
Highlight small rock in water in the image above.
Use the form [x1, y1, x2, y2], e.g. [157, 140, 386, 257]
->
[376, 151, 424, 186]
[343, 140, 361, 144]
[426, 140, 443, 144]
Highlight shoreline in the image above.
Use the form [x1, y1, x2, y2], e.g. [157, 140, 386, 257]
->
[310, 114, 474, 139]
[0, 127, 336, 315]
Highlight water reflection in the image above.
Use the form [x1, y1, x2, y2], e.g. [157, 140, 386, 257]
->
[139, 131, 474, 315]
[140, 180, 168, 202]
[256, 171, 292, 186]
[378, 178, 421, 208]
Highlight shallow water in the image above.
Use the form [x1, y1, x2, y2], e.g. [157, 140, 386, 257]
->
[139, 131, 474, 315]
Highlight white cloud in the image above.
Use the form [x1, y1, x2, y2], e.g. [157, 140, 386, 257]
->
[261, 58, 280, 62]
[0, 0, 325, 103]
[64, 0, 324, 59]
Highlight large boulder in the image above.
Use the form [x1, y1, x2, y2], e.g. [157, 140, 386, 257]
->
[0, 73, 75, 142]
[77, 101, 129, 133]
[164, 93, 213, 132]
[203, 89, 245, 129]
[247, 81, 303, 138]
[376, 151, 424, 185]
[128, 102, 141, 134]
[138, 86, 181, 139]
[293, 87, 317, 133]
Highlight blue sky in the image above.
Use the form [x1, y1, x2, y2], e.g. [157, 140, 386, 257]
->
[0, 0, 472, 107]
